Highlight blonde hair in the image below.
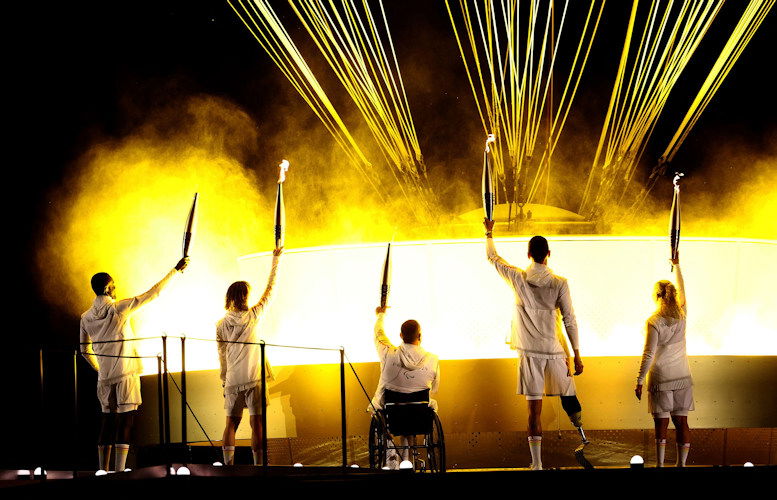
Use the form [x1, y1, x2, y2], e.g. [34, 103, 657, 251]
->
[654, 280, 684, 319]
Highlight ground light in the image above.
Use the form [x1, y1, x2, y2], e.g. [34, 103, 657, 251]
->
[630, 455, 645, 469]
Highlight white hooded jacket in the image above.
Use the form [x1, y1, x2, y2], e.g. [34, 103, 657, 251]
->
[486, 238, 579, 359]
[371, 312, 440, 410]
[217, 255, 279, 395]
[637, 264, 692, 392]
[80, 269, 178, 385]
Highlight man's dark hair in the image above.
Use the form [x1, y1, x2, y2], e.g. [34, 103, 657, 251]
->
[91, 272, 112, 295]
[400, 319, 421, 343]
[528, 235, 550, 262]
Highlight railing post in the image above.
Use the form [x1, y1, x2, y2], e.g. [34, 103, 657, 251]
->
[39, 348, 46, 475]
[340, 348, 347, 468]
[73, 348, 79, 477]
[181, 335, 187, 447]
[157, 355, 165, 446]
[162, 334, 170, 445]
[260, 341, 268, 468]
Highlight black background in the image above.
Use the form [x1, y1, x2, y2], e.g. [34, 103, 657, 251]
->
[4, 1, 774, 468]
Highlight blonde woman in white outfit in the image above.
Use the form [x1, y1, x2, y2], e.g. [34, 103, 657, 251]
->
[635, 255, 692, 467]
[217, 247, 281, 466]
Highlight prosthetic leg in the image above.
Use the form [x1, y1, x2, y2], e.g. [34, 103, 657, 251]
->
[561, 396, 593, 469]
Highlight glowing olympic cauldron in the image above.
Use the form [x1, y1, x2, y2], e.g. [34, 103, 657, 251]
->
[236, 236, 777, 367]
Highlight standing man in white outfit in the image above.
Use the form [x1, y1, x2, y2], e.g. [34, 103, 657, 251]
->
[484, 219, 587, 470]
[217, 247, 281, 466]
[635, 255, 692, 467]
[81, 256, 190, 472]
[372, 305, 440, 468]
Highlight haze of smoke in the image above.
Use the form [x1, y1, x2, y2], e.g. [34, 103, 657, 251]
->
[37, 95, 270, 322]
[611, 130, 777, 239]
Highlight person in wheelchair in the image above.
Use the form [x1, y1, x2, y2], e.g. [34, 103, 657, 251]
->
[371, 305, 440, 469]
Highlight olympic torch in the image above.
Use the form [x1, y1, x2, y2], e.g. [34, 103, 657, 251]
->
[669, 173, 683, 271]
[274, 160, 290, 249]
[379, 243, 392, 308]
[482, 134, 496, 221]
[182, 193, 198, 259]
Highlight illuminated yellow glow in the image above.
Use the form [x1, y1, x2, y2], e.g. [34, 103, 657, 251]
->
[217, 236, 776, 373]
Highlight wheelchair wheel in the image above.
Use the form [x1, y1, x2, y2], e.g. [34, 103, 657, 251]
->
[424, 412, 446, 473]
[368, 413, 387, 469]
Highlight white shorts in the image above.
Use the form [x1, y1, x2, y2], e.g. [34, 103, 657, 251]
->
[648, 386, 694, 418]
[97, 375, 141, 413]
[224, 385, 264, 417]
[518, 356, 576, 400]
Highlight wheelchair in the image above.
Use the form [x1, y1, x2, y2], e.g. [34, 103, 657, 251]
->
[368, 389, 445, 473]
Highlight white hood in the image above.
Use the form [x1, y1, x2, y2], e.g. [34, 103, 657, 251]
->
[526, 262, 554, 287]
[397, 344, 431, 371]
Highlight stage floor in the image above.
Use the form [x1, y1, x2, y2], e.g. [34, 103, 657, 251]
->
[2, 465, 775, 494]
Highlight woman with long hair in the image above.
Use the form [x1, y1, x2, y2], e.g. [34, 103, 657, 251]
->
[217, 247, 282, 466]
[635, 255, 692, 467]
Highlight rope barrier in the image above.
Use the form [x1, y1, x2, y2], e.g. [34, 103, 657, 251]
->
[343, 351, 397, 450]
[79, 336, 162, 345]
[80, 352, 159, 359]
[161, 356, 215, 448]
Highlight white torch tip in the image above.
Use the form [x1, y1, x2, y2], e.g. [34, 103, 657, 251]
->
[278, 159, 290, 183]
[673, 172, 684, 187]
[485, 134, 496, 153]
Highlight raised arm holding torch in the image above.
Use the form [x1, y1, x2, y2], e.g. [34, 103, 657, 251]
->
[182, 193, 199, 260]
[380, 243, 392, 309]
[669, 173, 683, 271]
[274, 160, 290, 250]
[482, 134, 496, 221]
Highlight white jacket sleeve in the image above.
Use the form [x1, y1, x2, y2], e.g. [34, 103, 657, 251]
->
[80, 321, 100, 372]
[557, 280, 580, 351]
[251, 254, 280, 315]
[486, 237, 522, 283]
[430, 358, 440, 395]
[216, 322, 227, 384]
[115, 268, 178, 315]
[637, 321, 659, 384]
[374, 312, 395, 362]
[674, 263, 686, 310]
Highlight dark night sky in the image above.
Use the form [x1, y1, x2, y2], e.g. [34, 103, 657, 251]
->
[4, 1, 774, 466]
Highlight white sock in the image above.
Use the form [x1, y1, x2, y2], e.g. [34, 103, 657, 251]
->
[98, 445, 112, 472]
[677, 443, 690, 467]
[115, 444, 130, 472]
[528, 436, 542, 469]
[222, 446, 235, 465]
[656, 439, 666, 467]
[399, 436, 411, 462]
[252, 450, 262, 466]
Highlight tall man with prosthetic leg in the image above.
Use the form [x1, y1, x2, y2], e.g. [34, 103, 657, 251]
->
[81, 257, 190, 472]
[217, 247, 282, 466]
[484, 219, 591, 469]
